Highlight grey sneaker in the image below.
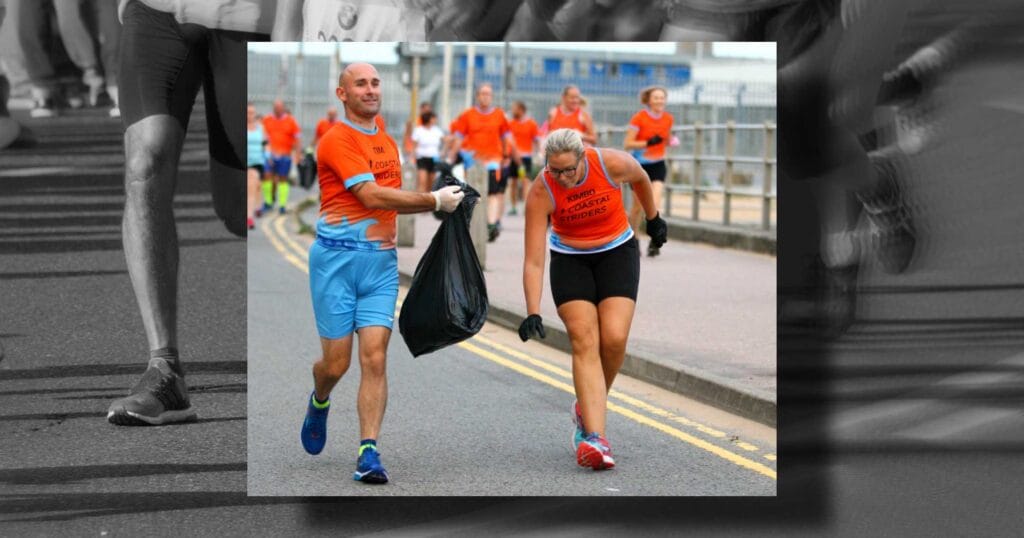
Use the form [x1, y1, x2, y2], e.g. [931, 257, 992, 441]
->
[858, 172, 916, 275]
[107, 358, 196, 426]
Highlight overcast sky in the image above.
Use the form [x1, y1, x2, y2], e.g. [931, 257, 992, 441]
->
[247, 42, 776, 64]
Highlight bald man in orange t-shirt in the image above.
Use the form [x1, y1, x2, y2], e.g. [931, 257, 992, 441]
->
[300, 62, 464, 485]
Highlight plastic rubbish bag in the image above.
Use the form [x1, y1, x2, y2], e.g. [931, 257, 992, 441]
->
[297, 151, 317, 189]
[399, 171, 488, 357]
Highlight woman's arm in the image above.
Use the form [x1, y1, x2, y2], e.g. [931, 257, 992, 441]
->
[581, 112, 598, 145]
[602, 148, 657, 220]
[623, 126, 646, 150]
[523, 175, 552, 316]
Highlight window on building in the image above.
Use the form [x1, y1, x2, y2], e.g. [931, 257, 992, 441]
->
[578, 60, 589, 78]
[560, 59, 574, 78]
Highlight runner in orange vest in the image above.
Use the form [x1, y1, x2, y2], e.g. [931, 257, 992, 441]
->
[448, 83, 518, 242]
[507, 100, 539, 215]
[624, 86, 673, 257]
[261, 99, 302, 214]
[519, 128, 667, 471]
[547, 84, 596, 146]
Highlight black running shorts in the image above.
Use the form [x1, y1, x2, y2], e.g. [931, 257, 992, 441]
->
[549, 237, 640, 307]
[640, 160, 667, 183]
[416, 157, 436, 172]
[487, 168, 506, 195]
[120, 0, 267, 168]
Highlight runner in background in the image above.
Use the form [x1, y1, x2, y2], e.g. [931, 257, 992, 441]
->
[547, 85, 596, 146]
[313, 106, 340, 148]
[410, 110, 445, 192]
[448, 83, 518, 242]
[261, 99, 302, 215]
[247, 103, 267, 230]
[507, 100, 539, 215]
[623, 86, 673, 257]
[402, 101, 432, 161]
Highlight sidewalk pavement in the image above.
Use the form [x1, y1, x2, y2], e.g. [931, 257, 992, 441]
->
[298, 197, 776, 426]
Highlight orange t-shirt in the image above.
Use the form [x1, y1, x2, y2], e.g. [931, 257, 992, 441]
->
[628, 108, 674, 162]
[450, 106, 510, 166]
[548, 106, 589, 135]
[509, 117, 539, 155]
[542, 147, 632, 253]
[262, 113, 301, 155]
[315, 115, 401, 250]
[315, 118, 339, 142]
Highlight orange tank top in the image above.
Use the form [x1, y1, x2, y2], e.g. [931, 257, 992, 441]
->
[548, 106, 588, 134]
[542, 148, 633, 253]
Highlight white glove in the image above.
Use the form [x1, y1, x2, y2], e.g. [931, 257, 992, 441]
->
[431, 185, 465, 213]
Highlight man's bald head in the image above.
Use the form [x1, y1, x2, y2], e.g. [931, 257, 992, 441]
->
[272, 99, 285, 116]
[338, 62, 378, 89]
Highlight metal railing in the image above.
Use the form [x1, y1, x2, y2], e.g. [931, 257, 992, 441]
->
[597, 121, 776, 231]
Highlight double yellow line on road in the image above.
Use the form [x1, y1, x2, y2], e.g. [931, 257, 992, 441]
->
[260, 213, 777, 481]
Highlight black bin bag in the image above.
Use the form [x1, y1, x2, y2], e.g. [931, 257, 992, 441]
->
[297, 151, 317, 189]
[399, 171, 488, 357]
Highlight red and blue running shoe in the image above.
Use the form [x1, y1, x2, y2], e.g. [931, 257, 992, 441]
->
[571, 400, 586, 451]
[576, 432, 615, 470]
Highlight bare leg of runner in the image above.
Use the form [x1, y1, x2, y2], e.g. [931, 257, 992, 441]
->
[559, 300, 606, 436]
[123, 116, 184, 351]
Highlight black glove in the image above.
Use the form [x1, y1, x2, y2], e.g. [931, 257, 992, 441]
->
[646, 134, 664, 147]
[518, 314, 546, 342]
[646, 212, 667, 249]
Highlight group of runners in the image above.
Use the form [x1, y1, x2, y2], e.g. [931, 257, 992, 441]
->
[297, 63, 670, 483]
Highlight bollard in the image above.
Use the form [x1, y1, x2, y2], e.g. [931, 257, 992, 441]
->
[723, 120, 735, 226]
[466, 166, 488, 271]
[397, 163, 416, 247]
[762, 121, 775, 231]
[692, 122, 703, 221]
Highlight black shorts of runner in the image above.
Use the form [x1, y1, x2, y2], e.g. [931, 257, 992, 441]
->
[248, 164, 265, 176]
[120, 0, 267, 167]
[549, 237, 640, 308]
[416, 157, 436, 173]
[641, 160, 667, 183]
[507, 157, 533, 181]
[487, 168, 508, 195]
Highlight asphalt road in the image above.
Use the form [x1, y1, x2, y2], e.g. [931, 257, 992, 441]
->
[247, 210, 777, 497]
[0, 109, 247, 526]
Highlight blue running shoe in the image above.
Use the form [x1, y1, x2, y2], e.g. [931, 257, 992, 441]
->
[301, 392, 329, 455]
[571, 400, 585, 451]
[354, 445, 389, 484]
[576, 432, 615, 470]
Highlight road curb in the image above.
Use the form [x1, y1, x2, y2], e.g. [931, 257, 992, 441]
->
[298, 196, 776, 427]
[665, 218, 777, 256]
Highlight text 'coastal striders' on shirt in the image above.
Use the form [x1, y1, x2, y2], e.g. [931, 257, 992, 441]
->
[316, 115, 401, 250]
[542, 147, 633, 254]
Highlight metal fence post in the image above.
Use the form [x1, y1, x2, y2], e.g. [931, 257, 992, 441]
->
[762, 121, 775, 231]
[723, 120, 735, 226]
[397, 164, 417, 247]
[692, 122, 703, 221]
[466, 166, 488, 271]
